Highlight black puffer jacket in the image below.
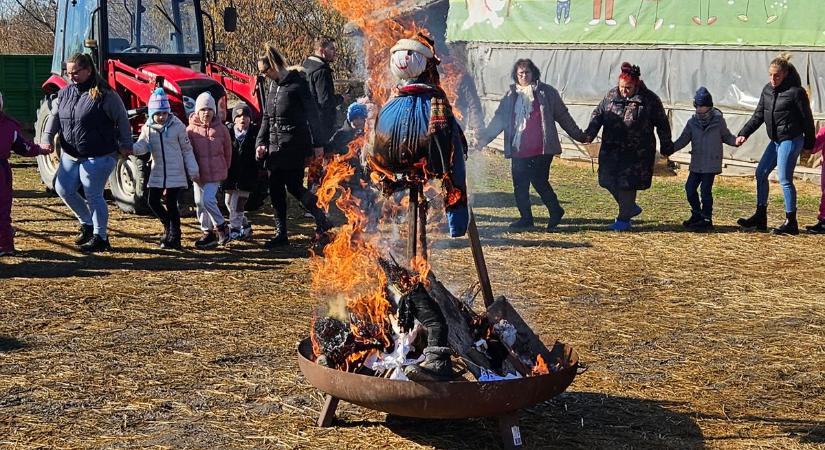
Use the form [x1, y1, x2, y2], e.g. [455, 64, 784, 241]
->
[739, 70, 816, 150]
[255, 69, 323, 171]
[223, 123, 260, 191]
[302, 56, 342, 145]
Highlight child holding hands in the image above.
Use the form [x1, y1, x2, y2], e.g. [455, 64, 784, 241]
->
[133, 88, 200, 249]
[670, 87, 737, 230]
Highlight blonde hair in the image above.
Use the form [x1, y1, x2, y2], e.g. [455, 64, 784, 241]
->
[67, 53, 110, 101]
[770, 52, 793, 73]
[258, 43, 287, 73]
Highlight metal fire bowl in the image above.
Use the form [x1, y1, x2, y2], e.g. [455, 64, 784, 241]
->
[297, 338, 579, 419]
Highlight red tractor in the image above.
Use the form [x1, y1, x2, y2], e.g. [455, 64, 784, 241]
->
[34, 0, 264, 213]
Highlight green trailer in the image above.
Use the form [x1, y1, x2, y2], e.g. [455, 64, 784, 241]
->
[0, 54, 51, 130]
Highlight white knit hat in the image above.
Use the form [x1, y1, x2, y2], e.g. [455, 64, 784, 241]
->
[195, 92, 216, 112]
[390, 38, 434, 59]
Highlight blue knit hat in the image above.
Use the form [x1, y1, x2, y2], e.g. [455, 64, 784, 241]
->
[148, 87, 171, 116]
[693, 87, 713, 108]
[346, 102, 368, 123]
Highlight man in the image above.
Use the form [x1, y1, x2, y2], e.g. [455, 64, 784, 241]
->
[302, 36, 346, 149]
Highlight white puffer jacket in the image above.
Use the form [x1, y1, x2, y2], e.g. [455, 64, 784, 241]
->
[133, 115, 199, 188]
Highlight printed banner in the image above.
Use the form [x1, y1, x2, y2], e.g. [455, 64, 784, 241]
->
[447, 0, 825, 46]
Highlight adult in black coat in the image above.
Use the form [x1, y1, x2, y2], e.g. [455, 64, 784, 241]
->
[302, 36, 345, 149]
[736, 53, 816, 235]
[255, 43, 333, 248]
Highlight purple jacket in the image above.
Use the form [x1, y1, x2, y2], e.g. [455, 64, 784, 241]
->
[1, 112, 43, 160]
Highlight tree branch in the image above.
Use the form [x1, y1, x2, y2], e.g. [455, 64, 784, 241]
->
[13, 0, 55, 33]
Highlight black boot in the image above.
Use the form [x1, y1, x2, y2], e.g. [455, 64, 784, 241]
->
[404, 346, 454, 382]
[301, 191, 333, 232]
[264, 215, 288, 248]
[805, 219, 825, 234]
[159, 222, 171, 247]
[737, 205, 768, 231]
[772, 211, 799, 235]
[74, 223, 94, 246]
[161, 226, 182, 250]
[546, 206, 565, 230]
[80, 234, 112, 253]
[682, 212, 703, 228]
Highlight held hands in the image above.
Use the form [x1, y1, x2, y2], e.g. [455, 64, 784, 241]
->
[191, 174, 200, 184]
[735, 136, 747, 147]
[40, 143, 54, 154]
[256, 145, 267, 160]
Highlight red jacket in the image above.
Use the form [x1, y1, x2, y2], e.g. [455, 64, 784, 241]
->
[187, 113, 232, 183]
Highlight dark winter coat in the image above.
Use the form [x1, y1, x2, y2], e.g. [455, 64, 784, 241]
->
[302, 56, 342, 145]
[43, 80, 132, 158]
[673, 108, 737, 174]
[454, 72, 484, 133]
[223, 123, 260, 191]
[477, 81, 587, 158]
[738, 73, 816, 150]
[586, 85, 673, 191]
[256, 69, 324, 171]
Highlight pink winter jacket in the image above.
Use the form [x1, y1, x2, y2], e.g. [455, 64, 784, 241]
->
[187, 113, 231, 183]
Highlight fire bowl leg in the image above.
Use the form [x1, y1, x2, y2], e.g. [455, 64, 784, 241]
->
[317, 394, 340, 427]
[497, 412, 523, 449]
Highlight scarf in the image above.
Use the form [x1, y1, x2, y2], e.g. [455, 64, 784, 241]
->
[396, 82, 451, 135]
[234, 126, 248, 143]
[512, 83, 535, 151]
[696, 110, 713, 129]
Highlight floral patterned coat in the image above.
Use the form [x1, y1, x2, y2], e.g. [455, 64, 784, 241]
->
[586, 85, 672, 191]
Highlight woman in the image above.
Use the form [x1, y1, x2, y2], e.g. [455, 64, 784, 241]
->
[736, 53, 816, 235]
[586, 62, 673, 231]
[254, 43, 332, 248]
[42, 53, 132, 252]
[475, 58, 589, 230]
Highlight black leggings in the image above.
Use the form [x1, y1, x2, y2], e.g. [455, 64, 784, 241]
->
[147, 187, 182, 232]
[268, 168, 308, 221]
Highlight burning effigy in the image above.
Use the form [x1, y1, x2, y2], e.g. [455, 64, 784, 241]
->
[299, 8, 579, 448]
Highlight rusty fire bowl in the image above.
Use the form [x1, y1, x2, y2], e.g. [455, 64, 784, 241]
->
[297, 338, 579, 419]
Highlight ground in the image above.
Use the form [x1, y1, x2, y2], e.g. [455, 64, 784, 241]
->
[1, 152, 823, 449]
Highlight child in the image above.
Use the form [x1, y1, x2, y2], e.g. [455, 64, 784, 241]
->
[133, 88, 200, 249]
[223, 102, 259, 241]
[670, 87, 737, 230]
[804, 126, 825, 234]
[187, 92, 232, 249]
[0, 92, 52, 256]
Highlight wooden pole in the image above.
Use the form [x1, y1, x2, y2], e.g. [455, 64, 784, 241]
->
[407, 185, 418, 262]
[467, 209, 494, 308]
[418, 186, 428, 261]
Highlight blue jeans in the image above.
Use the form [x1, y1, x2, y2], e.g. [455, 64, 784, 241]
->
[755, 136, 803, 213]
[55, 153, 117, 239]
[685, 171, 716, 218]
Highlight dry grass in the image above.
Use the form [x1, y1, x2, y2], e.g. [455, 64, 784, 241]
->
[1, 152, 823, 449]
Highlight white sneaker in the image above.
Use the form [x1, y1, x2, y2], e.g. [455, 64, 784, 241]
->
[565, 16, 572, 24]
[588, 18, 601, 25]
[605, 19, 617, 26]
[554, 16, 560, 24]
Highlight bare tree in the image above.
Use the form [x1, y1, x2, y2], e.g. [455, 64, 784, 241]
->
[0, 0, 56, 54]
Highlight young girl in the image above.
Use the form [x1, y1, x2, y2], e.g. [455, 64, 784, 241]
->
[133, 88, 200, 249]
[804, 127, 825, 234]
[188, 92, 232, 249]
[223, 102, 259, 241]
[670, 87, 737, 230]
[0, 92, 52, 256]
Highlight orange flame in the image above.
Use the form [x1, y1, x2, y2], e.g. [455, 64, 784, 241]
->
[531, 354, 550, 376]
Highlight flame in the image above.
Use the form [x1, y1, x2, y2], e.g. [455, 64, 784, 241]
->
[531, 354, 550, 376]
[411, 255, 431, 286]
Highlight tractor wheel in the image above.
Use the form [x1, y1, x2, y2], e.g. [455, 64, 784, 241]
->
[108, 154, 151, 214]
[34, 98, 60, 191]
